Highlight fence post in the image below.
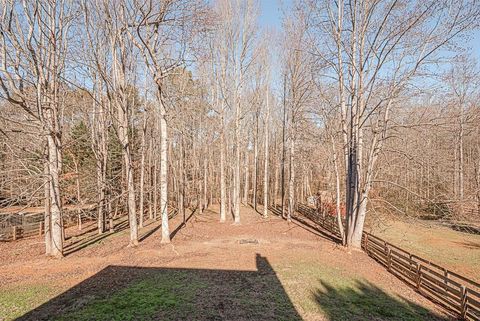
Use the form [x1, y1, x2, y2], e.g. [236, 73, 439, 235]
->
[387, 246, 392, 271]
[365, 233, 369, 253]
[13, 226, 17, 241]
[444, 269, 449, 293]
[416, 264, 422, 290]
[39, 222, 44, 236]
[460, 285, 467, 318]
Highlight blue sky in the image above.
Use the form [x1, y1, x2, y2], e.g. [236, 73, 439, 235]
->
[258, 0, 283, 29]
[258, 0, 480, 60]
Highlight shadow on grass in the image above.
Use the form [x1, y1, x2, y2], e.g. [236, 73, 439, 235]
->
[15, 254, 303, 321]
[314, 280, 451, 321]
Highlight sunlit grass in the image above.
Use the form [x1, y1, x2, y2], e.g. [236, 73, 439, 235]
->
[368, 219, 480, 277]
[0, 284, 57, 320]
[276, 261, 445, 321]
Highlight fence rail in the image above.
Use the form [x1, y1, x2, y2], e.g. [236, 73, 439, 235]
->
[296, 203, 480, 321]
[0, 204, 96, 241]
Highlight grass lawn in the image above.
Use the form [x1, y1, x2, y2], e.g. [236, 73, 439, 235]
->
[0, 284, 59, 320]
[276, 261, 445, 321]
[367, 219, 480, 279]
[2, 258, 448, 321]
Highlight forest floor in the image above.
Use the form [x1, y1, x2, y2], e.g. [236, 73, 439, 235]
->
[0, 205, 458, 321]
[366, 215, 480, 279]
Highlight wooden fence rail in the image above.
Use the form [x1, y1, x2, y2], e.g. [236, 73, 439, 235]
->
[1, 203, 181, 242]
[0, 204, 97, 241]
[296, 203, 480, 321]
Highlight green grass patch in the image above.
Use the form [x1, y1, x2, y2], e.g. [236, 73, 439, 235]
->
[276, 261, 445, 321]
[56, 271, 204, 321]
[2, 259, 447, 321]
[0, 284, 57, 320]
[369, 220, 480, 277]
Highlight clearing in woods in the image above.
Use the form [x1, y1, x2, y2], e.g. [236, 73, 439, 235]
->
[0, 206, 457, 321]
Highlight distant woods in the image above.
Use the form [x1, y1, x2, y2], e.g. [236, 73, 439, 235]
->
[0, 0, 479, 256]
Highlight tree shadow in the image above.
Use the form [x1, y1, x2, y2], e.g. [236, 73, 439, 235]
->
[313, 280, 452, 321]
[65, 222, 100, 241]
[290, 215, 342, 244]
[15, 254, 303, 321]
[168, 209, 195, 241]
[246, 201, 263, 216]
[63, 219, 129, 256]
[268, 204, 341, 244]
[453, 240, 480, 249]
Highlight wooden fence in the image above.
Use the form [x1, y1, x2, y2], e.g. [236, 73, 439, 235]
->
[0, 203, 182, 242]
[0, 213, 45, 241]
[0, 204, 96, 241]
[296, 203, 480, 321]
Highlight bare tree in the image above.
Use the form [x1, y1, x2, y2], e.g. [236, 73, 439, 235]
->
[281, 10, 313, 221]
[123, 0, 207, 241]
[0, 0, 76, 257]
[305, 0, 480, 248]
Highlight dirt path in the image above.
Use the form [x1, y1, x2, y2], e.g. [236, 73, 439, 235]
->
[0, 205, 455, 320]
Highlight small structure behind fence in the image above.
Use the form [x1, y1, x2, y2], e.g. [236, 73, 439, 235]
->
[296, 203, 480, 321]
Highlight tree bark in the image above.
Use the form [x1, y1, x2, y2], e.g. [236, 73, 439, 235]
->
[233, 111, 241, 223]
[159, 112, 170, 243]
[253, 115, 258, 210]
[47, 134, 63, 258]
[243, 151, 249, 204]
[263, 89, 270, 218]
[287, 134, 294, 222]
[139, 113, 147, 228]
[119, 112, 138, 246]
[220, 123, 226, 222]
[180, 135, 186, 224]
[43, 148, 52, 256]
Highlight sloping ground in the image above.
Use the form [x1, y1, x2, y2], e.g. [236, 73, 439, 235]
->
[0, 205, 455, 321]
[367, 218, 480, 279]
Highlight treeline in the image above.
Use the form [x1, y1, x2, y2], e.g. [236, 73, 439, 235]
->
[0, 0, 479, 257]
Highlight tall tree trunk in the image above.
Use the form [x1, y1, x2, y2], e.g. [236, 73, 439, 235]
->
[203, 157, 208, 209]
[274, 157, 279, 207]
[148, 138, 153, 220]
[95, 94, 108, 235]
[125, 147, 138, 246]
[118, 101, 138, 246]
[73, 159, 81, 230]
[139, 113, 147, 228]
[243, 151, 249, 204]
[331, 134, 346, 244]
[233, 99, 241, 223]
[287, 134, 294, 222]
[43, 148, 52, 256]
[153, 158, 158, 220]
[253, 116, 258, 211]
[159, 112, 170, 243]
[263, 90, 270, 218]
[458, 102, 464, 202]
[180, 136, 186, 224]
[281, 74, 287, 218]
[220, 125, 226, 222]
[97, 149, 106, 234]
[47, 134, 63, 258]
